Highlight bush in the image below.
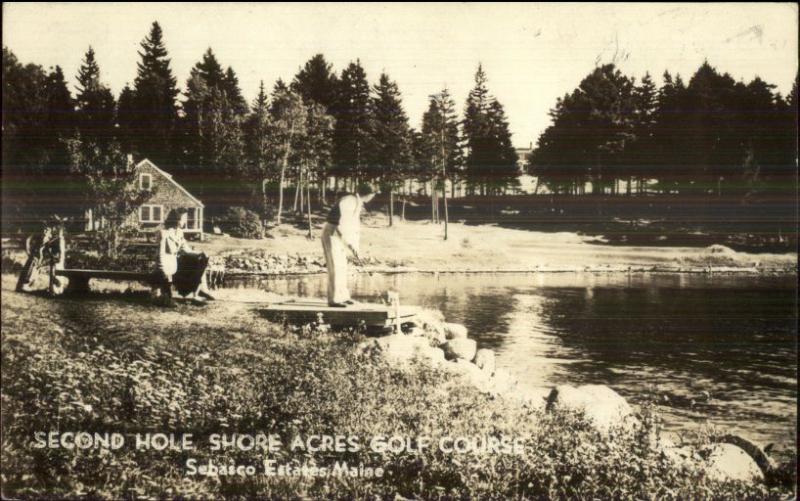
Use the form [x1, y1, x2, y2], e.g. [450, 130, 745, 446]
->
[1, 285, 794, 499]
[221, 207, 264, 239]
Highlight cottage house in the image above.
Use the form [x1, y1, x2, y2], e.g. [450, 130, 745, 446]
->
[84, 159, 204, 239]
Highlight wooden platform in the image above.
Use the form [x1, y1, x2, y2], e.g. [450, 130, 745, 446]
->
[262, 299, 420, 328]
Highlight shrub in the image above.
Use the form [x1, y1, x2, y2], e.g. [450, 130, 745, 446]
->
[220, 207, 264, 239]
[1, 284, 794, 499]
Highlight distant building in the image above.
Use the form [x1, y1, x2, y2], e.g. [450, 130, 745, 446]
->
[84, 159, 204, 238]
[515, 142, 533, 169]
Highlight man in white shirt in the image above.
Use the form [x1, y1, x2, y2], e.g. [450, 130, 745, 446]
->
[321, 184, 376, 307]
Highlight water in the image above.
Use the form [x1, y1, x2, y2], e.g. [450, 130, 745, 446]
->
[228, 272, 797, 456]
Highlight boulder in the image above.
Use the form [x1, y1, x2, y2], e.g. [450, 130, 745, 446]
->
[510, 386, 551, 412]
[488, 368, 519, 395]
[545, 384, 637, 433]
[701, 443, 764, 483]
[374, 335, 432, 364]
[714, 434, 777, 476]
[443, 322, 468, 340]
[442, 359, 492, 392]
[443, 338, 477, 361]
[406, 324, 445, 346]
[410, 310, 448, 345]
[661, 445, 700, 470]
[472, 349, 496, 373]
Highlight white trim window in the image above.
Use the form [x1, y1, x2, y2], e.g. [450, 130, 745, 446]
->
[139, 173, 152, 190]
[139, 204, 163, 223]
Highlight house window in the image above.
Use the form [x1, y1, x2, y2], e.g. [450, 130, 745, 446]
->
[139, 204, 163, 223]
[187, 208, 196, 229]
[140, 173, 152, 190]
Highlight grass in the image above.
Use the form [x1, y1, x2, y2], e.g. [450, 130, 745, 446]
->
[0, 274, 792, 499]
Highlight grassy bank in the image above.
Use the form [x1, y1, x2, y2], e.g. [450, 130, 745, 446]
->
[0, 275, 789, 499]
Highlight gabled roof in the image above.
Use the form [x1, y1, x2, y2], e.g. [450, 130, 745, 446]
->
[135, 159, 204, 208]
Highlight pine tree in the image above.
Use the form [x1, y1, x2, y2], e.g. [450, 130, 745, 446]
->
[291, 54, 339, 110]
[2, 48, 57, 215]
[132, 21, 179, 166]
[369, 73, 412, 225]
[333, 60, 372, 184]
[485, 99, 519, 191]
[45, 66, 75, 139]
[180, 49, 246, 207]
[246, 81, 274, 218]
[298, 102, 335, 233]
[43, 65, 75, 174]
[273, 78, 289, 94]
[462, 64, 517, 193]
[462, 64, 493, 192]
[628, 72, 658, 192]
[116, 84, 137, 154]
[421, 88, 462, 237]
[268, 88, 307, 224]
[224, 66, 248, 116]
[75, 47, 116, 145]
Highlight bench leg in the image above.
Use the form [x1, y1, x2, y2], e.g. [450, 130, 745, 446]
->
[64, 275, 90, 295]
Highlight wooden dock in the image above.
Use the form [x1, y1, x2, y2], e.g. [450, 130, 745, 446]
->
[262, 298, 420, 329]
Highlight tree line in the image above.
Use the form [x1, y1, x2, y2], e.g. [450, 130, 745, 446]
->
[2, 22, 519, 231]
[530, 63, 798, 199]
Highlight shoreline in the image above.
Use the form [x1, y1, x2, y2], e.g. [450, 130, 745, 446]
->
[0, 273, 795, 497]
[222, 265, 797, 278]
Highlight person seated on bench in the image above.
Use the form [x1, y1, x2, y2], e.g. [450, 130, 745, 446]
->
[16, 217, 64, 293]
[156, 208, 215, 305]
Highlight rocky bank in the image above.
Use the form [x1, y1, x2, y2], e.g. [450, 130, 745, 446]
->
[357, 309, 787, 486]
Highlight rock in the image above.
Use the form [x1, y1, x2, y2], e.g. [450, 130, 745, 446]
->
[406, 324, 446, 346]
[443, 322, 468, 340]
[510, 386, 551, 412]
[441, 359, 492, 392]
[545, 384, 637, 433]
[472, 349, 496, 373]
[374, 335, 431, 364]
[442, 338, 477, 361]
[488, 368, 518, 395]
[661, 445, 700, 470]
[714, 434, 777, 476]
[701, 443, 764, 483]
[374, 334, 445, 366]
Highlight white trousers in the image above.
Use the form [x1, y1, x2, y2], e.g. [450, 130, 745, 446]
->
[321, 223, 350, 304]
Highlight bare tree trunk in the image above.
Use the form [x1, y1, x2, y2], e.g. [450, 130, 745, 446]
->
[442, 181, 449, 240]
[307, 177, 313, 238]
[268, 178, 269, 221]
[402, 197, 406, 221]
[276, 132, 293, 225]
[293, 168, 301, 213]
[388, 187, 394, 227]
[298, 166, 305, 214]
[430, 183, 435, 223]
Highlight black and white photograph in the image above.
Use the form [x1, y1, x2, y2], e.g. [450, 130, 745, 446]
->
[1, 2, 798, 498]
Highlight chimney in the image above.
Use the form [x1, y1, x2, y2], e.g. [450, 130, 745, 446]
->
[126, 153, 134, 167]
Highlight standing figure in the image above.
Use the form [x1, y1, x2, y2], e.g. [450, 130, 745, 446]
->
[321, 184, 376, 307]
[155, 208, 215, 305]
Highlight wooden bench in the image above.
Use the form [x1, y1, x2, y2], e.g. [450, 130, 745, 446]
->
[55, 269, 159, 294]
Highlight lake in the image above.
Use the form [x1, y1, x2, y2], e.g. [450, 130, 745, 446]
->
[228, 272, 797, 457]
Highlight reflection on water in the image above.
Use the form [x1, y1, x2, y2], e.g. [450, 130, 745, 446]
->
[229, 272, 797, 456]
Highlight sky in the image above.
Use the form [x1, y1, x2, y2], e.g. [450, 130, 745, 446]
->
[3, 3, 798, 146]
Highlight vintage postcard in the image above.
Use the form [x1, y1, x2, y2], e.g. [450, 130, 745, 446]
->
[2, 3, 797, 499]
